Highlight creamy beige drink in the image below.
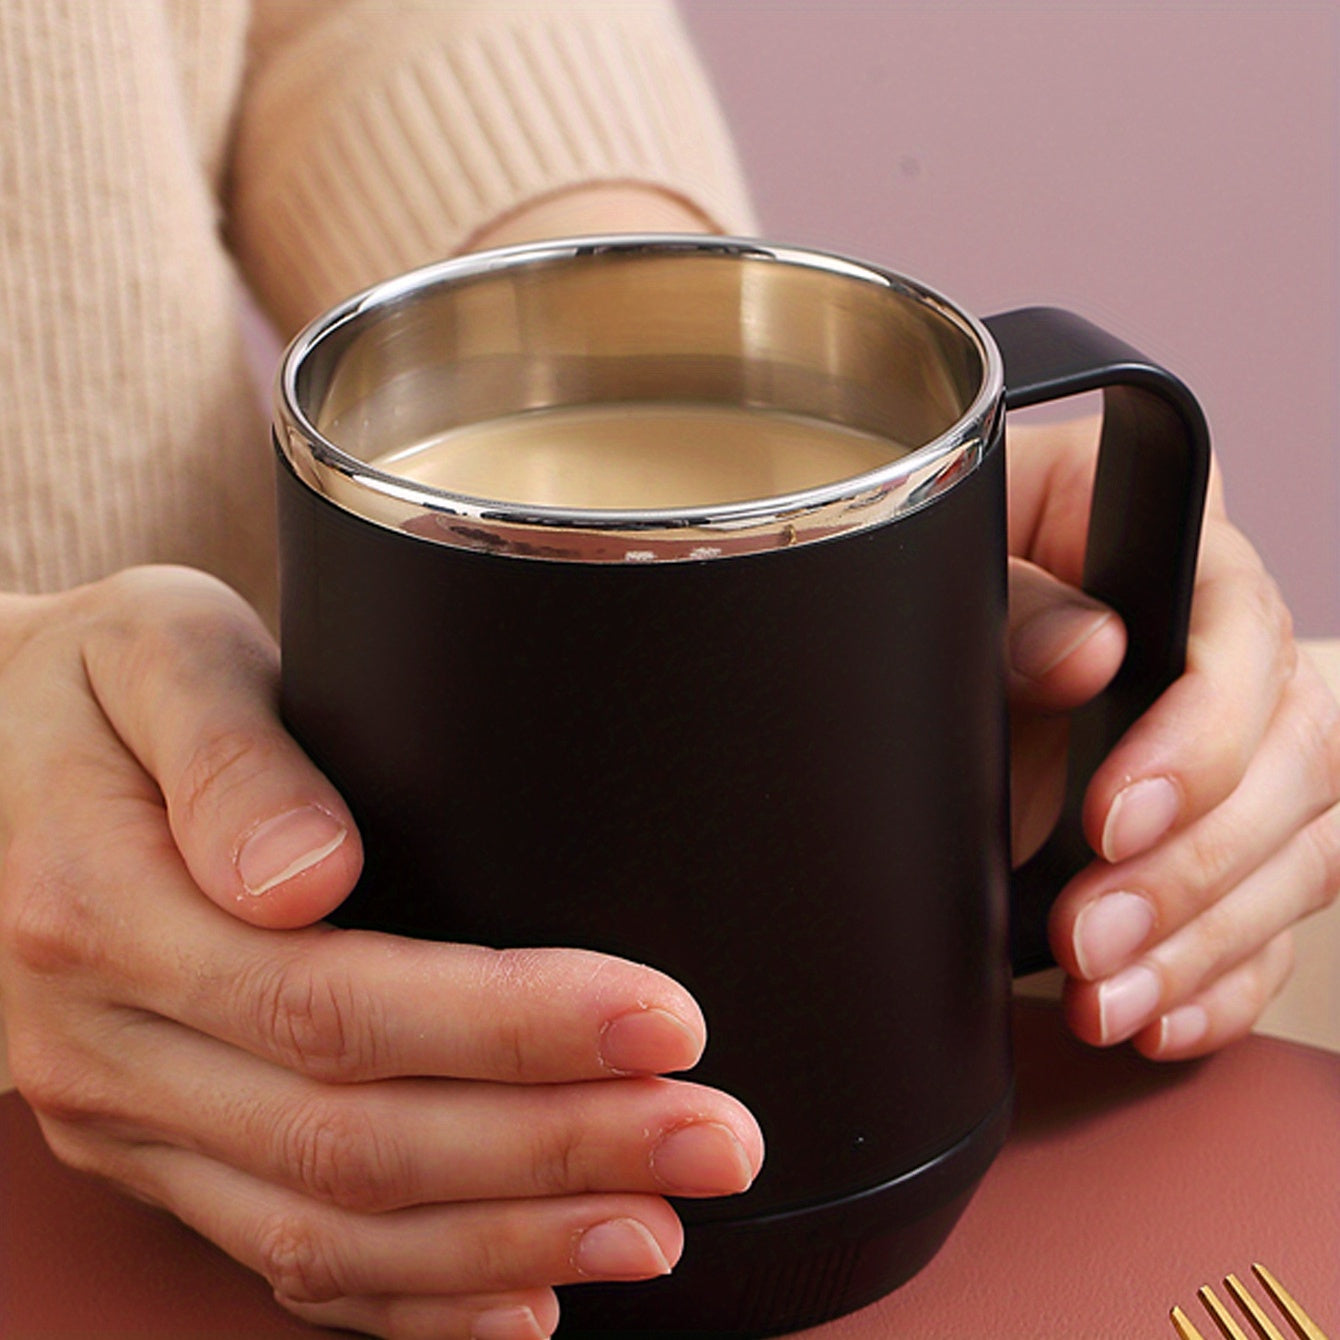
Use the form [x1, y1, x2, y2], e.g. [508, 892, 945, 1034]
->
[365, 401, 911, 510]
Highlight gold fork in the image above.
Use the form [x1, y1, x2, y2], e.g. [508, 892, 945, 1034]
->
[1171, 1263, 1330, 1340]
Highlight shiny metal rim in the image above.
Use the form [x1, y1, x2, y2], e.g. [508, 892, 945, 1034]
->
[276, 236, 1005, 563]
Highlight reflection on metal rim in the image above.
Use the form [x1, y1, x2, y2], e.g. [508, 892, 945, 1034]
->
[276, 236, 1005, 563]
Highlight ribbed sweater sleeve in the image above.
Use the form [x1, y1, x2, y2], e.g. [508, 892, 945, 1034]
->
[229, 0, 757, 335]
[0, 0, 279, 617]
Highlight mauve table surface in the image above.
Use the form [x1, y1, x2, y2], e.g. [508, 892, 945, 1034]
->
[3, 1001, 1337, 1340]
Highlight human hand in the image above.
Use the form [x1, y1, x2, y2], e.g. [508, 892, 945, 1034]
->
[1006, 415, 1340, 1060]
[0, 566, 763, 1340]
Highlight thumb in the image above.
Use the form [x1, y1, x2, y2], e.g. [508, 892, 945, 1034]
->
[80, 567, 362, 929]
[1007, 557, 1126, 711]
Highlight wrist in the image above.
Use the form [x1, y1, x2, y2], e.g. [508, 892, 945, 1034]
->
[462, 183, 718, 254]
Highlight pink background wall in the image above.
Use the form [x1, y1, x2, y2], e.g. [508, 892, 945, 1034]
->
[681, 1, 1339, 634]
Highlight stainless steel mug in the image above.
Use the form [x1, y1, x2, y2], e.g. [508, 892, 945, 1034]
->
[274, 237, 1209, 1336]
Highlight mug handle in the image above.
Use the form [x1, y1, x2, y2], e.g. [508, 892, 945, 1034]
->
[981, 307, 1212, 975]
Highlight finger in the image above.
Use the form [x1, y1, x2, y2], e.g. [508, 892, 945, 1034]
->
[1006, 557, 1125, 712]
[0, 592, 157, 845]
[76, 566, 363, 928]
[1009, 711, 1069, 867]
[1004, 413, 1102, 580]
[191, 931, 707, 1083]
[100, 1023, 762, 1209]
[1062, 795, 1339, 1047]
[13, 785, 708, 1085]
[2, 693, 709, 1087]
[280, 1289, 561, 1340]
[30, 1117, 572, 1339]
[1053, 654, 1340, 981]
[1006, 557, 1126, 866]
[1081, 513, 1296, 864]
[86, 838, 707, 1081]
[1063, 934, 1295, 1062]
[1133, 932, 1295, 1061]
[130, 1143, 685, 1301]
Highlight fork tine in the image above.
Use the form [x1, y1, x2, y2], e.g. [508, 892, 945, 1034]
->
[1174, 1304, 1211, 1340]
[1201, 1285, 1254, 1340]
[1225, 1272, 1288, 1340]
[1252, 1263, 1331, 1340]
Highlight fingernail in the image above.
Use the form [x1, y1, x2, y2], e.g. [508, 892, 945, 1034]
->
[1073, 892, 1156, 979]
[1011, 603, 1116, 680]
[600, 1008, 702, 1074]
[1101, 776, 1181, 864]
[573, 1218, 673, 1279]
[1097, 963, 1162, 1044]
[1157, 1004, 1209, 1054]
[472, 1305, 546, 1340]
[237, 805, 347, 896]
[652, 1121, 756, 1195]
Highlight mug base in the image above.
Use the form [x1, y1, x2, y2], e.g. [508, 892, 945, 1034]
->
[554, 1087, 1011, 1337]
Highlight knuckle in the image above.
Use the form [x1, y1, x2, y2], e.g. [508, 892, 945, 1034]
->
[279, 1094, 411, 1211]
[526, 1112, 590, 1197]
[28, 1099, 170, 1215]
[1231, 555, 1298, 702]
[457, 1214, 524, 1291]
[1185, 920, 1237, 993]
[1172, 814, 1240, 909]
[1176, 672, 1255, 789]
[1264, 930, 1296, 995]
[1215, 524, 1292, 633]
[245, 952, 377, 1081]
[479, 947, 553, 1080]
[38, 1121, 101, 1175]
[496, 1014, 532, 1083]
[1303, 676, 1340, 801]
[0, 836, 91, 977]
[8, 1035, 107, 1125]
[1266, 932, 1297, 1002]
[85, 569, 254, 691]
[1156, 901, 1236, 999]
[1300, 807, 1340, 915]
[97, 566, 255, 641]
[484, 944, 552, 985]
[34, 1114, 119, 1182]
[1251, 571, 1296, 677]
[1237, 933, 1294, 1020]
[172, 724, 268, 831]
[96, 564, 196, 608]
[256, 1210, 345, 1304]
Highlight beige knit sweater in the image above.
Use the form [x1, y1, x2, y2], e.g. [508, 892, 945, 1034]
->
[0, 0, 754, 627]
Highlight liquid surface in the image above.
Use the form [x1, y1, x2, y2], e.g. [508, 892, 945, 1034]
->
[365, 402, 911, 510]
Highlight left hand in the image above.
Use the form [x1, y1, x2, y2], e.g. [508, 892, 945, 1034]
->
[1005, 414, 1340, 1059]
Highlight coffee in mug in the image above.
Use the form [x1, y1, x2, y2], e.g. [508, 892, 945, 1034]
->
[361, 402, 911, 510]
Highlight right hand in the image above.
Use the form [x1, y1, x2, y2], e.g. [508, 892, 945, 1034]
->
[0, 566, 763, 1340]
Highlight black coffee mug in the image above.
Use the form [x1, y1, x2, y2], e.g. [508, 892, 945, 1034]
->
[274, 237, 1209, 1336]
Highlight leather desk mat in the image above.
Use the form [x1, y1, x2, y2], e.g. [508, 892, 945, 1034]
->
[3, 1002, 1336, 1339]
